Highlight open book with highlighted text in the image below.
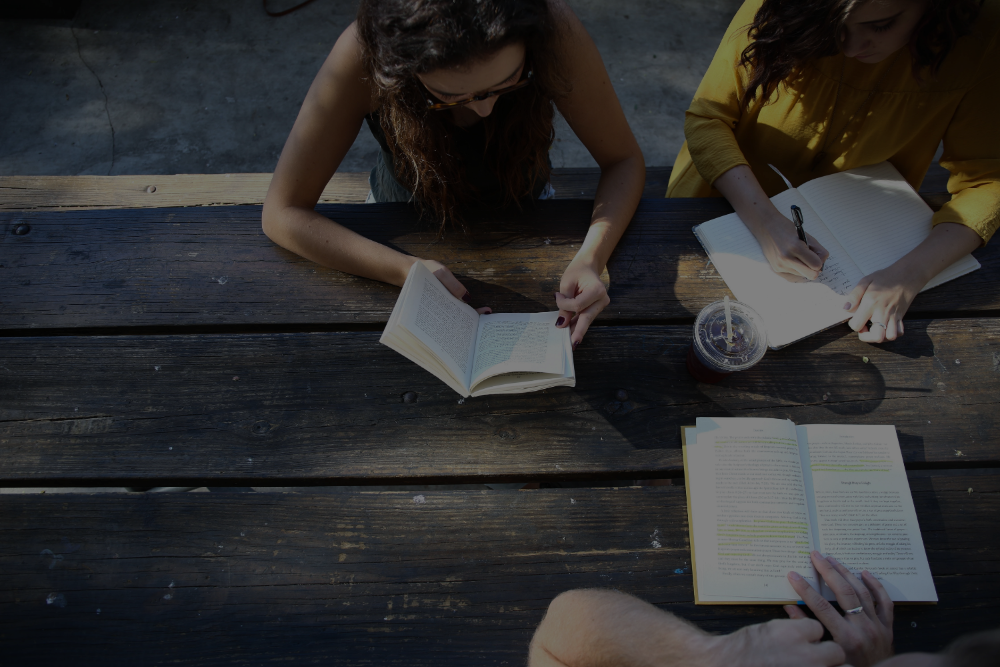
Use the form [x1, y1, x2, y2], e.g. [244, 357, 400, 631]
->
[682, 418, 937, 605]
[379, 260, 575, 397]
[694, 162, 980, 348]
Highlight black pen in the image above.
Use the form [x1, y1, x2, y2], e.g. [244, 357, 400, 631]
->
[790, 205, 808, 244]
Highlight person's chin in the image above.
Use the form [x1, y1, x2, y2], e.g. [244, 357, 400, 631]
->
[853, 50, 897, 64]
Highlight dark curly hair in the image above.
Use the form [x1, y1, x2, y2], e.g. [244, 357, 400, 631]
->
[356, 0, 569, 229]
[738, 0, 983, 111]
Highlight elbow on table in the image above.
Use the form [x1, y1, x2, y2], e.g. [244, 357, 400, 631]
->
[529, 589, 617, 666]
[260, 200, 286, 245]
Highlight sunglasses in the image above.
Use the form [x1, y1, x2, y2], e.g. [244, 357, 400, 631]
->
[425, 68, 534, 110]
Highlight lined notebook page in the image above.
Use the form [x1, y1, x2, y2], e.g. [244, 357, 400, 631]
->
[696, 189, 864, 348]
[798, 162, 980, 285]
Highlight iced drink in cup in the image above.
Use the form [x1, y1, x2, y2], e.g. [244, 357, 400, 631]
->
[686, 299, 768, 383]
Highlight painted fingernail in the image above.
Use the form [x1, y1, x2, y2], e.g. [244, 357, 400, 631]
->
[555, 316, 565, 327]
[484, 308, 492, 314]
[844, 302, 852, 310]
[462, 292, 471, 303]
[572, 340, 579, 350]
[789, 571, 802, 581]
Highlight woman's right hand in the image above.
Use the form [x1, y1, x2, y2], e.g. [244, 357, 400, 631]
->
[418, 259, 492, 314]
[752, 210, 831, 281]
[713, 166, 830, 281]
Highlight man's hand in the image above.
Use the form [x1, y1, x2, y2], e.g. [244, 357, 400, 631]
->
[786, 552, 895, 667]
[704, 617, 846, 667]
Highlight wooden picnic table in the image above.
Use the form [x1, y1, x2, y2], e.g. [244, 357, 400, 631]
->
[1, 169, 998, 664]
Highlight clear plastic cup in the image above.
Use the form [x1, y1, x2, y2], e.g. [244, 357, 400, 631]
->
[686, 299, 768, 383]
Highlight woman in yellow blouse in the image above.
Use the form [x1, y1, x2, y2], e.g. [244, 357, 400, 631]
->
[669, 0, 999, 344]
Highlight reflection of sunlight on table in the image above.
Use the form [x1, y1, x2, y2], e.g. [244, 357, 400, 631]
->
[713, 252, 851, 347]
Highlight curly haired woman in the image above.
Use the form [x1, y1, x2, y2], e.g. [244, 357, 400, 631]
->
[669, 0, 999, 343]
[262, 0, 645, 347]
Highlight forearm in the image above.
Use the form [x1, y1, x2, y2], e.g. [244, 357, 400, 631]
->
[713, 164, 782, 235]
[528, 589, 719, 667]
[894, 222, 982, 287]
[262, 204, 417, 287]
[575, 156, 644, 272]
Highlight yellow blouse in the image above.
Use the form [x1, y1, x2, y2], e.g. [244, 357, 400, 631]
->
[667, 0, 1000, 244]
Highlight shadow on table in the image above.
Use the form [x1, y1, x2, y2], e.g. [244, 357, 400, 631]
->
[574, 322, 939, 462]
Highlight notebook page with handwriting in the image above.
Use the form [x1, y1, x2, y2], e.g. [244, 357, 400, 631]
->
[695, 188, 864, 348]
[797, 162, 980, 286]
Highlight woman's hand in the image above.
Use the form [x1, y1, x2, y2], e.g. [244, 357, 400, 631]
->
[713, 166, 830, 281]
[786, 551, 895, 667]
[419, 259, 492, 314]
[753, 210, 831, 281]
[844, 262, 923, 343]
[554, 259, 610, 348]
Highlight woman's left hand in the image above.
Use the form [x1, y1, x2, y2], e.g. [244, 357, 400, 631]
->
[844, 263, 925, 343]
[554, 260, 610, 348]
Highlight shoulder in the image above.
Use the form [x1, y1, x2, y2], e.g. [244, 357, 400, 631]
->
[546, 0, 586, 46]
[935, 0, 1000, 89]
[313, 22, 378, 115]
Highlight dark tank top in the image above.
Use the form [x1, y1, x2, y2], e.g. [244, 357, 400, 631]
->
[364, 109, 548, 206]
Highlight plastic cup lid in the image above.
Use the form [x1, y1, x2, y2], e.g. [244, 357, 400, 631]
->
[692, 300, 768, 372]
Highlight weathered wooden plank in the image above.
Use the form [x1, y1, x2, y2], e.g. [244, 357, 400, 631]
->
[1, 473, 996, 665]
[0, 172, 371, 210]
[0, 166, 950, 210]
[0, 168, 672, 210]
[2, 201, 996, 330]
[1, 319, 996, 485]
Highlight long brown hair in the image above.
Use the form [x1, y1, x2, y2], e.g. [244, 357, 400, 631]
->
[356, 0, 569, 229]
[738, 0, 983, 111]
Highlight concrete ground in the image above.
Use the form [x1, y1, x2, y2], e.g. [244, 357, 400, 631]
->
[0, 0, 742, 176]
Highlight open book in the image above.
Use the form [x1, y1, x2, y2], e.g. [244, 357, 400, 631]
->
[379, 260, 575, 397]
[694, 162, 980, 348]
[682, 418, 937, 604]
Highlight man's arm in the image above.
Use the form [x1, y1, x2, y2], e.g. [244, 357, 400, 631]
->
[528, 589, 846, 667]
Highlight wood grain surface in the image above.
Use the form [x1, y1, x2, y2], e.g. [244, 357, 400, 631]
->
[3, 200, 996, 331]
[1, 473, 996, 665]
[2, 319, 996, 486]
[0, 168, 674, 210]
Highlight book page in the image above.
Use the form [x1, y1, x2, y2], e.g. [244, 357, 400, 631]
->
[471, 325, 574, 396]
[695, 188, 863, 348]
[395, 261, 480, 391]
[687, 417, 820, 603]
[799, 424, 938, 602]
[469, 312, 565, 389]
[798, 162, 979, 285]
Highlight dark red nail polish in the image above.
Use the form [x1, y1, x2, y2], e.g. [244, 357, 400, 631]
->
[555, 316, 565, 327]
[572, 340, 579, 350]
[462, 292, 471, 303]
